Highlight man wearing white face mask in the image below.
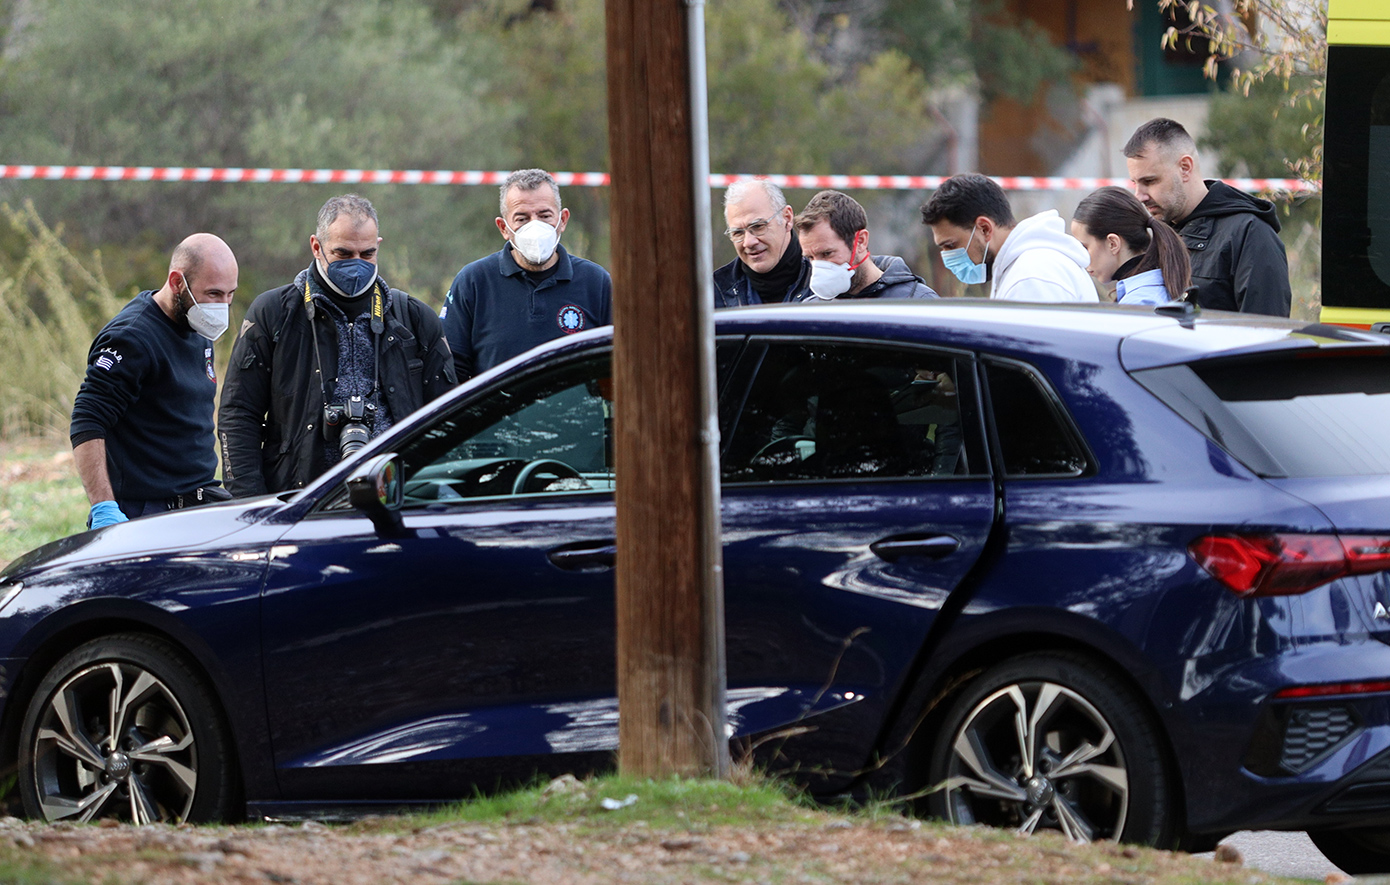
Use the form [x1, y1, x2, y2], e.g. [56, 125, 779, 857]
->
[219, 194, 456, 496]
[440, 168, 612, 381]
[794, 190, 938, 301]
[71, 233, 238, 528]
[920, 173, 1098, 303]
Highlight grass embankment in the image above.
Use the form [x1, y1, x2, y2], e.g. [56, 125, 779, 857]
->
[0, 202, 119, 572]
[0, 441, 86, 571]
[0, 776, 1310, 885]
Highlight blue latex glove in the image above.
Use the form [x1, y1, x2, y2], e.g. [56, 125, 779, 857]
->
[88, 500, 128, 530]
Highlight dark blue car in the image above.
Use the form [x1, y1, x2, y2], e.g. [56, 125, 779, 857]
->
[5, 301, 1390, 870]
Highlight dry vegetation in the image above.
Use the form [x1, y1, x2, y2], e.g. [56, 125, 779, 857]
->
[0, 797, 1314, 885]
[0, 202, 123, 444]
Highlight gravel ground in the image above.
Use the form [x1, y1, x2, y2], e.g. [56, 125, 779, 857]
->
[0, 814, 1319, 885]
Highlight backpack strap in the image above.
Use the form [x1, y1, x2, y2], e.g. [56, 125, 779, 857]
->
[388, 288, 429, 357]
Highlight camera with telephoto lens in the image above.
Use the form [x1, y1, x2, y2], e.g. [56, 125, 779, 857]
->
[323, 395, 376, 458]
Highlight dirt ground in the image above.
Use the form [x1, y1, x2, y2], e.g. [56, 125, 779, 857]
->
[0, 812, 1328, 885]
[0, 449, 74, 485]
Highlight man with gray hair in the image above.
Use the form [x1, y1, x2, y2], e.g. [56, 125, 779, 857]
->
[1124, 117, 1291, 316]
[715, 179, 811, 306]
[219, 193, 456, 496]
[441, 168, 612, 381]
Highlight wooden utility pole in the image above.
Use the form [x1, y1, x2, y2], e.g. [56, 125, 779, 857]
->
[606, 0, 729, 777]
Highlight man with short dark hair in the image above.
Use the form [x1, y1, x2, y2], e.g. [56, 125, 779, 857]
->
[794, 190, 937, 300]
[920, 173, 1097, 302]
[714, 179, 812, 306]
[219, 194, 456, 496]
[71, 234, 238, 528]
[1123, 117, 1291, 316]
[441, 169, 612, 381]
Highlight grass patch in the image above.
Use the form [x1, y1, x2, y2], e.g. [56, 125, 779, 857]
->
[380, 773, 823, 832]
[0, 851, 89, 884]
[0, 442, 87, 570]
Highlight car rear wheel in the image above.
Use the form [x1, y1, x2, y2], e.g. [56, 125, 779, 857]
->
[18, 634, 236, 824]
[927, 651, 1174, 845]
[1310, 828, 1390, 874]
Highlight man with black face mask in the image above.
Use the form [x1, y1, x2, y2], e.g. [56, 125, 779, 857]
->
[714, 179, 812, 307]
[71, 233, 238, 528]
[218, 194, 456, 497]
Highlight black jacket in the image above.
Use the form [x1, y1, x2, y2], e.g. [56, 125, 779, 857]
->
[713, 255, 813, 307]
[1177, 180, 1292, 316]
[218, 275, 456, 496]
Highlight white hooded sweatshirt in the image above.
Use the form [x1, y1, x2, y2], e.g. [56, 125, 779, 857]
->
[991, 210, 1100, 303]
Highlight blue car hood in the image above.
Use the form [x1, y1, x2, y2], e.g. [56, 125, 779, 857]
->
[0, 496, 286, 581]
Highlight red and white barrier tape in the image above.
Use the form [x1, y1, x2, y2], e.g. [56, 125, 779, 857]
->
[0, 165, 1319, 193]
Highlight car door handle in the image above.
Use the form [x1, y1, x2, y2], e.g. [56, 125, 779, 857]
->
[870, 534, 960, 562]
[546, 541, 617, 571]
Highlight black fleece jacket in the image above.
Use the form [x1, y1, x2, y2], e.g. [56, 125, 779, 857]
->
[70, 291, 218, 500]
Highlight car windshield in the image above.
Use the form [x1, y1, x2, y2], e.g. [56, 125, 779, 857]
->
[1134, 354, 1390, 477]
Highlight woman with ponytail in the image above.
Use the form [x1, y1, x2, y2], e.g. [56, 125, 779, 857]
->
[1071, 186, 1191, 305]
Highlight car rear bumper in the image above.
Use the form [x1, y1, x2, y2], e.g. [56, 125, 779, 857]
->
[1174, 639, 1390, 834]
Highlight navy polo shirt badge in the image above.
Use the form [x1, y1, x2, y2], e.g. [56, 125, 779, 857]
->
[205, 345, 216, 382]
[556, 304, 587, 334]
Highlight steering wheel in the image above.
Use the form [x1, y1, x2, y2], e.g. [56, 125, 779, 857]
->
[511, 459, 584, 494]
[751, 435, 813, 466]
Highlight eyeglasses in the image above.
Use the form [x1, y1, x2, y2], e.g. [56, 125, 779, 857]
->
[724, 218, 774, 242]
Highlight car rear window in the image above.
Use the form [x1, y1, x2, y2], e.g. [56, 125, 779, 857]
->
[985, 360, 1089, 477]
[1133, 354, 1390, 477]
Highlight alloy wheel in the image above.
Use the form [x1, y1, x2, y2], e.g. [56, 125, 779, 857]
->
[30, 661, 198, 823]
[942, 680, 1129, 842]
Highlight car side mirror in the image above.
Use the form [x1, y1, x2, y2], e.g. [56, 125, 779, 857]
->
[345, 453, 408, 537]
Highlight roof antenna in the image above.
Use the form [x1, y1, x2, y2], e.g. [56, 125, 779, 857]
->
[1154, 287, 1199, 323]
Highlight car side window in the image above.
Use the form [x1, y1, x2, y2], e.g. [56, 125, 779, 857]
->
[985, 360, 1087, 477]
[397, 355, 615, 504]
[722, 342, 972, 483]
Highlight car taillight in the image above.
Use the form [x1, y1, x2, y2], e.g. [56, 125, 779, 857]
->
[1273, 680, 1390, 700]
[1189, 533, 1390, 597]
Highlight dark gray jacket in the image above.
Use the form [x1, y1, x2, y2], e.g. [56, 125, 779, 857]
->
[849, 255, 939, 299]
[1178, 180, 1292, 317]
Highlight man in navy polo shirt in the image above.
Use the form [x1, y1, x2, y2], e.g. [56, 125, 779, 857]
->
[441, 169, 612, 381]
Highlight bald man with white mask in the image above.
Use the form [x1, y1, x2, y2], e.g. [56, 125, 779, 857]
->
[71, 233, 239, 528]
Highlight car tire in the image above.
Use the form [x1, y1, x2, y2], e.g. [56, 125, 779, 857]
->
[18, 633, 236, 824]
[1309, 828, 1390, 874]
[926, 650, 1174, 845]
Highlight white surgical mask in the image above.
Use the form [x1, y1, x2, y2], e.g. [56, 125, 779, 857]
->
[183, 282, 229, 341]
[808, 260, 854, 300]
[508, 219, 561, 266]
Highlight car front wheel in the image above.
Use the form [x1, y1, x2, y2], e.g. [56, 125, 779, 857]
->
[927, 651, 1174, 845]
[18, 634, 236, 824]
